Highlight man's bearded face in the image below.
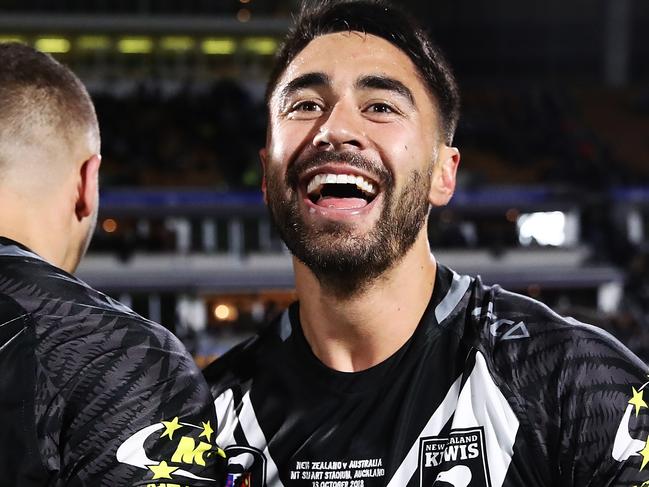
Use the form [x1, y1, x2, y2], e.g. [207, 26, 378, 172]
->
[265, 149, 432, 294]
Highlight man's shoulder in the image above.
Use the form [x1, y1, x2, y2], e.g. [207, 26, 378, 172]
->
[0, 246, 192, 375]
[477, 282, 645, 369]
[438, 267, 598, 353]
[2, 249, 163, 330]
[472, 281, 648, 422]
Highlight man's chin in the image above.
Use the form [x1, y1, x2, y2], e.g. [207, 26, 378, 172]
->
[289, 235, 393, 295]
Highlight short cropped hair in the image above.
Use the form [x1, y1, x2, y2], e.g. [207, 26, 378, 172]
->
[0, 42, 99, 169]
[266, 0, 460, 144]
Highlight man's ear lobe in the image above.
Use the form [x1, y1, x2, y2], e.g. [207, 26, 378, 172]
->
[259, 148, 269, 205]
[75, 155, 101, 220]
[428, 146, 460, 207]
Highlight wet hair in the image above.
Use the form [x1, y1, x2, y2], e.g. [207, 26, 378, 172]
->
[266, 0, 460, 144]
[0, 42, 99, 168]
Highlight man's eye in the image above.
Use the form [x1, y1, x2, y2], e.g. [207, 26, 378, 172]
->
[367, 103, 394, 113]
[292, 101, 321, 112]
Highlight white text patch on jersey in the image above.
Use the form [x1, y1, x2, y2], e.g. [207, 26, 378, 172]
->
[213, 352, 519, 487]
[416, 351, 518, 487]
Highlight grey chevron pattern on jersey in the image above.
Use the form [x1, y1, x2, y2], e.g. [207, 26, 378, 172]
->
[0, 237, 224, 486]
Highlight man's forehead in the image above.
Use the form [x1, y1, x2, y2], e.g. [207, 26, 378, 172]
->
[276, 31, 422, 93]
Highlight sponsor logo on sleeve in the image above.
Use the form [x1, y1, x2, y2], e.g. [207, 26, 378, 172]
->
[419, 427, 491, 487]
[613, 379, 649, 486]
[116, 417, 225, 486]
[471, 306, 529, 341]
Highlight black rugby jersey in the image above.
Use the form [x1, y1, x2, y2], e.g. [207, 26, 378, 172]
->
[204, 263, 649, 487]
[0, 237, 224, 486]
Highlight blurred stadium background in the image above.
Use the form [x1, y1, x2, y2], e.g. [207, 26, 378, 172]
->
[2, 0, 648, 365]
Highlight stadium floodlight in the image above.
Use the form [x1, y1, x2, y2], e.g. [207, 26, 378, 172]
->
[202, 38, 237, 55]
[35, 37, 70, 54]
[0, 36, 26, 44]
[517, 211, 568, 247]
[77, 36, 111, 51]
[160, 36, 195, 52]
[242, 37, 278, 55]
[117, 37, 153, 54]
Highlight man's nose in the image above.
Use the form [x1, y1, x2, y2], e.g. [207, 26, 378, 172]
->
[312, 102, 368, 151]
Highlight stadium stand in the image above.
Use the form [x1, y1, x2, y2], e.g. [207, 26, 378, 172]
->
[2, 0, 648, 362]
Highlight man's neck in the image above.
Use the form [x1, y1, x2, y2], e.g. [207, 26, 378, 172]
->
[293, 233, 436, 372]
[0, 195, 69, 272]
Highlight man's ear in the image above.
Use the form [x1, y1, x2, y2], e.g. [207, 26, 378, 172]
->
[75, 154, 101, 221]
[429, 146, 460, 207]
[259, 148, 269, 205]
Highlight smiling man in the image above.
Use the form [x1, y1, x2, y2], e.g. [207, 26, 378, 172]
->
[263, 33, 455, 303]
[203, 1, 649, 486]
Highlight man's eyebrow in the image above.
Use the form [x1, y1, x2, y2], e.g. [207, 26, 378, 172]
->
[355, 75, 415, 106]
[279, 72, 331, 101]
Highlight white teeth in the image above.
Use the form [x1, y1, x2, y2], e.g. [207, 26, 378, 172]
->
[306, 172, 378, 197]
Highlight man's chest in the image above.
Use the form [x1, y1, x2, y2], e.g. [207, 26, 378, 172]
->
[214, 352, 542, 487]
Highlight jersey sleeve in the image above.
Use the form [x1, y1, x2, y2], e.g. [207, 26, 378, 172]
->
[38, 320, 226, 486]
[482, 287, 649, 487]
[554, 321, 649, 487]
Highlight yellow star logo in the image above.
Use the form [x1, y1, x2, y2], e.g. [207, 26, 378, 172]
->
[199, 420, 214, 442]
[629, 387, 648, 418]
[148, 460, 179, 480]
[161, 417, 182, 440]
[640, 438, 649, 471]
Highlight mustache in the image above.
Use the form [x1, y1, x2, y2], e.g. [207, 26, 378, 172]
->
[286, 151, 393, 189]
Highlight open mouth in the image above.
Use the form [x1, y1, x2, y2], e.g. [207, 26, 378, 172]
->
[305, 172, 379, 209]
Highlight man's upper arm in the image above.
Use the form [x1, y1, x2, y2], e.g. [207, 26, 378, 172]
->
[555, 323, 649, 486]
[48, 321, 225, 486]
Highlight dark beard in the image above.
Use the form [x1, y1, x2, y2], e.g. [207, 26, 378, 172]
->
[266, 151, 431, 297]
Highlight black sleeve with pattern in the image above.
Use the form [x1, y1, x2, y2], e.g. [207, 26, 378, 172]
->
[553, 321, 649, 487]
[487, 304, 649, 487]
[36, 316, 226, 487]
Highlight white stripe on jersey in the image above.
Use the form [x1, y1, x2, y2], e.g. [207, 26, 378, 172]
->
[385, 374, 463, 487]
[214, 389, 286, 487]
[239, 392, 286, 487]
[278, 310, 292, 341]
[435, 272, 472, 324]
[214, 388, 239, 448]
[0, 244, 41, 260]
[450, 351, 519, 487]
[0, 314, 27, 353]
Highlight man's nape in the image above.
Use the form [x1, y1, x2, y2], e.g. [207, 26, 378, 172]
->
[0, 42, 100, 273]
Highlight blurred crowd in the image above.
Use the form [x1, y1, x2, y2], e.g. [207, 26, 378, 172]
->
[95, 80, 266, 189]
[457, 86, 649, 188]
[92, 80, 649, 190]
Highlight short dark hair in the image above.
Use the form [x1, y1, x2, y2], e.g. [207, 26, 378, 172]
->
[266, 0, 460, 144]
[0, 42, 99, 158]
